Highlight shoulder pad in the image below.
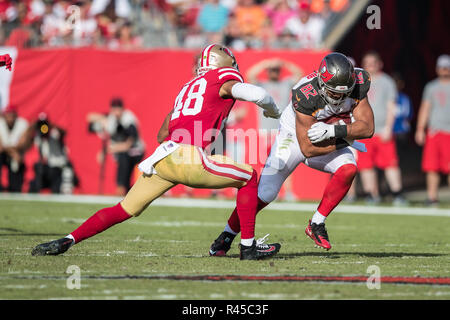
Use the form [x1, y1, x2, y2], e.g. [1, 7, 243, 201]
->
[292, 77, 325, 116]
[215, 67, 244, 83]
[350, 68, 371, 100]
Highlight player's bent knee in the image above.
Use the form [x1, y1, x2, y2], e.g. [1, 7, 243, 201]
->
[336, 164, 358, 182]
[120, 200, 146, 217]
[257, 183, 279, 204]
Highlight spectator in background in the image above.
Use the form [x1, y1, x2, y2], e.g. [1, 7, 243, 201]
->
[233, 0, 267, 48]
[90, 0, 131, 19]
[264, 0, 296, 37]
[71, 0, 98, 46]
[87, 97, 145, 196]
[40, 0, 66, 46]
[4, 1, 40, 48]
[0, 104, 29, 192]
[247, 58, 301, 131]
[359, 51, 407, 205]
[0, 0, 11, 22]
[247, 57, 302, 201]
[223, 12, 246, 51]
[197, 0, 229, 34]
[25, 113, 78, 194]
[391, 72, 413, 144]
[310, 0, 349, 18]
[270, 27, 299, 49]
[284, 1, 324, 49]
[108, 20, 142, 49]
[415, 54, 450, 206]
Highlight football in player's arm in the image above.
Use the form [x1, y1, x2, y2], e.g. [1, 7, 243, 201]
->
[295, 96, 374, 158]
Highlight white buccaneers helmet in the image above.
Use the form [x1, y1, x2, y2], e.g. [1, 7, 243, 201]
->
[196, 44, 239, 76]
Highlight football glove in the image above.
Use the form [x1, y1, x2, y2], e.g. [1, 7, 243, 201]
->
[307, 122, 335, 143]
[263, 107, 281, 119]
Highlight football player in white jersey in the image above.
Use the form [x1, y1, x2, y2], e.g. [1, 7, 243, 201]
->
[210, 53, 375, 254]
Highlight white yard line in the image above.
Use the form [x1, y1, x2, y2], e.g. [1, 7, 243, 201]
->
[1, 193, 450, 217]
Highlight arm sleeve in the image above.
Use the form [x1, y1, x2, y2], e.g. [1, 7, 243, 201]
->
[231, 82, 278, 113]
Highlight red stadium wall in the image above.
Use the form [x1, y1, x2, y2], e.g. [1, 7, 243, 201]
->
[7, 48, 330, 199]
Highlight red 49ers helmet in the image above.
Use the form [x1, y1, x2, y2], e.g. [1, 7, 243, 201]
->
[197, 44, 239, 76]
[317, 52, 356, 108]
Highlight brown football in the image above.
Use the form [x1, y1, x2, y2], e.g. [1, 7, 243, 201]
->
[322, 112, 352, 125]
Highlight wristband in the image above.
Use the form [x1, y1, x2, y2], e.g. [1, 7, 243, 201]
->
[334, 125, 347, 138]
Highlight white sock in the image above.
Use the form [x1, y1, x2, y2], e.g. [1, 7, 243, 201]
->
[65, 234, 75, 246]
[240, 238, 254, 247]
[311, 211, 326, 224]
[224, 223, 238, 236]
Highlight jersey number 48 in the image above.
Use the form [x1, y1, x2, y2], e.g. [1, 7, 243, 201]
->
[171, 78, 207, 120]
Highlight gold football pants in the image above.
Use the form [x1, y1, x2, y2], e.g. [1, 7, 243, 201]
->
[121, 144, 254, 216]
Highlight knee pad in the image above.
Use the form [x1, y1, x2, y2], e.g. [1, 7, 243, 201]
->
[257, 181, 279, 204]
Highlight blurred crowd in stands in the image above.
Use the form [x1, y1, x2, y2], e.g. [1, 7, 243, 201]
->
[0, 0, 351, 50]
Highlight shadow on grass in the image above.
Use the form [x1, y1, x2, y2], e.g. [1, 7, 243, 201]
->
[276, 251, 447, 259]
[0, 228, 63, 237]
[154, 251, 447, 260]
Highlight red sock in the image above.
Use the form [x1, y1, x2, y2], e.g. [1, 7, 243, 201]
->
[228, 194, 268, 234]
[317, 164, 357, 216]
[70, 203, 131, 243]
[235, 169, 261, 240]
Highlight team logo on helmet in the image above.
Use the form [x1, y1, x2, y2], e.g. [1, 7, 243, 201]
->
[319, 59, 335, 83]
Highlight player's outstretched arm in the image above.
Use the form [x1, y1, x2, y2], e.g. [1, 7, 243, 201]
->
[296, 111, 344, 158]
[219, 80, 281, 119]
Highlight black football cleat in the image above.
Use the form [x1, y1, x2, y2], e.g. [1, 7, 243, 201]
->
[239, 235, 281, 260]
[305, 220, 331, 250]
[31, 237, 74, 256]
[209, 231, 236, 256]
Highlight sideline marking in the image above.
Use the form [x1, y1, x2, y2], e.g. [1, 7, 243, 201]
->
[1, 193, 450, 217]
[3, 274, 450, 286]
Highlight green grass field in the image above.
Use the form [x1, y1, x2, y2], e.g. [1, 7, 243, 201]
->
[0, 199, 449, 300]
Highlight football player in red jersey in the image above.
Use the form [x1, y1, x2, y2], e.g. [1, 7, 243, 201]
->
[0, 54, 12, 71]
[32, 44, 282, 260]
[210, 52, 375, 253]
